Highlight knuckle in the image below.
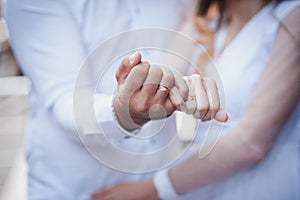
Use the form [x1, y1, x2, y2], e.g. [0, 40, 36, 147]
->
[163, 71, 175, 85]
[191, 74, 201, 79]
[130, 66, 140, 74]
[193, 110, 201, 119]
[201, 118, 210, 122]
[133, 99, 149, 113]
[186, 76, 194, 85]
[143, 61, 150, 66]
[141, 61, 150, 68]
[197, 104, 209, 113]
[135, 104, 147, 113]
[131, 65, 148, 76]
[181, 87, 189, 99]
[174, 99, 184, 108]
[210, 107, 219, 114]
[191, 74, 203, 84]
[166, 105, 176, 115]
[183, 76, 189, 83]
[204, 113, 213, 120]
[151, 66, 163, 79]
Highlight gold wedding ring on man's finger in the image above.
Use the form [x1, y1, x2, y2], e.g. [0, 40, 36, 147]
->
[157, 85, 170, 93]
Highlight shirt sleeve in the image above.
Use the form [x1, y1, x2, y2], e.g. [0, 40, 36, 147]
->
[4, 0, 116, 136]
[153, 169, 180, 200]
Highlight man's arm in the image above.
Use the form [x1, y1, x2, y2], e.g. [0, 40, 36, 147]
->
[5, 0, 89, 132]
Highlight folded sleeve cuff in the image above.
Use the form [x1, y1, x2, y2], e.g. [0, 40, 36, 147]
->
[153, 169, 179, 200]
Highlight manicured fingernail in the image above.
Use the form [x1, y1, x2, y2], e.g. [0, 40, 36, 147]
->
[129, 53, 138, 65]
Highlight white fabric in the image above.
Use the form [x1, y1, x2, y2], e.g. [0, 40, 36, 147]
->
[153, 1, 300, 200]
[4, 0, 196, 199]
[5, 0, 300, 199]
[181, 2, 300, 200]
[153, 169, 179, 200]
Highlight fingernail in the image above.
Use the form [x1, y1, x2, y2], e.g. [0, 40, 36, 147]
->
[225, 113, 230, 123]
[129, 53, 138, 65]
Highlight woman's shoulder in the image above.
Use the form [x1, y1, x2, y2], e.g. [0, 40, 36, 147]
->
[273, 1, 300, 22]
[282, 5, 300, 32]
[274, 2, 300, 43]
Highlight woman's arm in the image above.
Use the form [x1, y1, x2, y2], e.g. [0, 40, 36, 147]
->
[169, 6, 300, 194]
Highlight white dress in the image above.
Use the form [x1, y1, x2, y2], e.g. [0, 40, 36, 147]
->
[181, 1, 300, 200]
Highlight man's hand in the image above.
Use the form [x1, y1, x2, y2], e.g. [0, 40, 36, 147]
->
[113, 53, 188, 131]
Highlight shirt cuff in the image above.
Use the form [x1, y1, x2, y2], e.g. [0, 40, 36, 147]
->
[93, 94, 140, 141]
[111, 96, 141, 136]
[153, 169, 179, 200]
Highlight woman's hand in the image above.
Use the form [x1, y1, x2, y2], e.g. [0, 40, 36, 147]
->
[169, 74, 228, 122]
[91, 179, 159, 200]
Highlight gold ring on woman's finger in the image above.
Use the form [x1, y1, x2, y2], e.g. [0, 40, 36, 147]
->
[187, 96, 196, 101]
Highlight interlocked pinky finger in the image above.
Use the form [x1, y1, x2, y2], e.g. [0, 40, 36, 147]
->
[183, 76, 197, 114]
[190, 74, 209, 119]
[202, 77, 220, 121]
[169, 87, 187, 111]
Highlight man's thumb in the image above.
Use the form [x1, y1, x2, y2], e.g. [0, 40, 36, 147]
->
[115, 52, 142, 83]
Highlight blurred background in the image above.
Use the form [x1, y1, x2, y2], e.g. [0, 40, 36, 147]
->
[0, 1, 29, 199]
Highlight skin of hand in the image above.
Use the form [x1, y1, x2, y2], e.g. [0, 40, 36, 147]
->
[182, 74, 228, 122]
[91, 178, 159, 200]
[93, 67, 228, 200]
[113, 53, 189, 131]
[113, 53, 227, 131]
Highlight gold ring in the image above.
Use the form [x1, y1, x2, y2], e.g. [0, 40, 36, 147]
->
[187, 96, 196, 101]
[157, 85, 170, 92]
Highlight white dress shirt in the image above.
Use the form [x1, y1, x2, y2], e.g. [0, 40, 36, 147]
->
[4, 0, 197, 199]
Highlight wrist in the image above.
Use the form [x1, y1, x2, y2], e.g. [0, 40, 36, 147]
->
[113, 96, 142, 131]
